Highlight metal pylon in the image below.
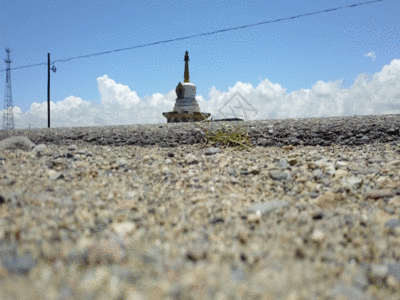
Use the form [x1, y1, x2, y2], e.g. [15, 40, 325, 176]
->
[2, 48, 15, 131]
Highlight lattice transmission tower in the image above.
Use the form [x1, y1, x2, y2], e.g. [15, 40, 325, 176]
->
[2, 48, 15, 131]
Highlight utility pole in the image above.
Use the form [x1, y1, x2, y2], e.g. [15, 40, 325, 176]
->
[48, 53, 50, 128]
[47, 53, 56, 128]
[2, 48, 15, 131]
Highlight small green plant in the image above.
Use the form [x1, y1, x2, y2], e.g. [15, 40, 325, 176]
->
[190, 114, 253, 151]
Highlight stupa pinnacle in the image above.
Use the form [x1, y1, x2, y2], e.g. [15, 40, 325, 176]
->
[184, 50, 190, 83]
[163, 51, 210, 123]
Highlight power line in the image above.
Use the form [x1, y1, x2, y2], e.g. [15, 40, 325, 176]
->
[0, 0, 383, 73]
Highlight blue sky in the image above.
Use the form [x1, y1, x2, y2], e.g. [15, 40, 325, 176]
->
[1, 0, 399, 129]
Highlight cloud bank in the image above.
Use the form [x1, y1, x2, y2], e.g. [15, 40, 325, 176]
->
[3, 58, 400, 129]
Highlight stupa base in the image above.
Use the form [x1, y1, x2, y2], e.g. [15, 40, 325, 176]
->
[163, 111, 211, 123]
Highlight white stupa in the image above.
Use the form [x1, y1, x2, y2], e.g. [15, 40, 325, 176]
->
[163, 51, 210, 123]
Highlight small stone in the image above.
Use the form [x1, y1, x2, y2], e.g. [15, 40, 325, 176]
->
[315, 191, 345, 208]
[297, 212, 310, 224]
[205, 147, 221, 155]
[247, 200, 289, 216]
[286, 292, 300, 300]
[334, 169, 348, 180]
[384, 206, 395, 214]
[374, 210, 393, 224]
[368, 156, 383, 164]
[353, 272, 369, 290]
[184, 153, 199, 164]
[278, 159, 290, 169]
[387, 274, 400, 289]
[110, 222, 135, 236]
[90, 220, 108, 235]
[314, 158, 329, 167]
[125, 290, 147, 300]
[246, 213, 261, 223]
[385, 219, 400, 229]
[0, 136, 36, 151]
[331, 283, 372, 300]
[389, 196, 400, 205]
[324, 164, 336, 176]
[1, 252, 37, 275]
[87, 237, 126, 265]
[287, 136, 299, 144]
[335, 161, 349, 169]
[67, 145, 78, 151]
[369, 264, 389, 282]
[287, 158, 298, 166]
[186, 247, 207, 262]
[248, 167, 260, 175]
[342, 176, 363, 189]
[388, 263, 400, 281]
[231, 265, 246, 282]
[209, 217, 224, 224]
[364, 189, 395, 200]
[281, 145, 295, 150]
[32, 144, 47, 154]
[47, 169, 63, 180]
[377, 176, 399, 189]
[310, 229, 325, 243]
[161, 166, 171, 175]
[269, 170, 292, 181]
[360, 214, 369, 223]
[390, 160, 400, 166]
[116, 158, 127, 167]
[312, 169, 324, 180]
[258, 138, 268, 146]
[80, 267, 110, 291]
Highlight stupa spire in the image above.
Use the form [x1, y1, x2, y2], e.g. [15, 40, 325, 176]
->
[184, 50, 190, 83]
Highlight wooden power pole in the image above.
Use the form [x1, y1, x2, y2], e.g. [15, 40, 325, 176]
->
[47, 53, 50, 128]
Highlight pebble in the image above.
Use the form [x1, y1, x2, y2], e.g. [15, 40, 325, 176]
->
[0, 122, 400, 299]
[246, 200, 289, 216]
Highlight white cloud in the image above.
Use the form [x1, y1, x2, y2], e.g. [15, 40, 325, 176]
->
[4, 58, 400, 129]
[374, 59, 400, 82]
[364, 51, 376, 60]
[97, 75, 140, 108]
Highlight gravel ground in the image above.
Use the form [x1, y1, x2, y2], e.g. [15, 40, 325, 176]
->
[0, 114, 399, 149]
[0, 114, 400, 300]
